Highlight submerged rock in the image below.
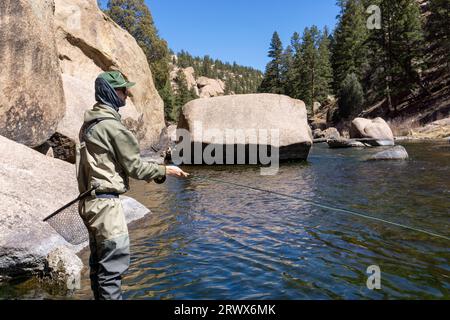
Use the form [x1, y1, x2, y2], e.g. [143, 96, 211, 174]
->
[368, 146, 409, 161]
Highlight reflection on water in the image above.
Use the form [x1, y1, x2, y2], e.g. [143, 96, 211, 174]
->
[2, 142, 450, 299]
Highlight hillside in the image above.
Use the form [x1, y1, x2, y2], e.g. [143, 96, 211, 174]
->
[174, 51, 263, 95]
[167, 51, 263, 122]
[331, 0, 449, 139]
[259, 0, 449, 139]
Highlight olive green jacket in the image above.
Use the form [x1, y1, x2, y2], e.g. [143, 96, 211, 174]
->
[76, 103, 166, 194]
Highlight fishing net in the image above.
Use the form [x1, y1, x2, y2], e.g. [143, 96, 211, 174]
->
[44, 200, 89, 245]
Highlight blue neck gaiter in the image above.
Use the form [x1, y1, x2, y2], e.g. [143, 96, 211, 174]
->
[95, 77, 126, 111]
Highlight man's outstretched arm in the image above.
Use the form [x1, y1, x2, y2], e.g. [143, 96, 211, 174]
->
[111, 127, 166, 182]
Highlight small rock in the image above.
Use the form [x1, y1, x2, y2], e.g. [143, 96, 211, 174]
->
[323, 128, 340, 140]
[48, 132, 76, 163]
[313, 101, 321, 114]
[313, 128, 340, 140]
[34, 141, 54, 158]
[326, 95, 336, 104]
[368, 146, 409, 161]
[313, 129, 324, 139]
[313, 138, 328, 144]
[358, 138, 395, 147]
[310, 120, 327, 131]
[327, 139, 367, 149]
[121, 196, 151, 222]
[47, 246, 83, 291]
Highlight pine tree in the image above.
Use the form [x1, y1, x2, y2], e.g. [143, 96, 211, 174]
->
[291, 32, 302, 55]
[283, 32, 302, 98]
[290, 32, 303, 99]
[331, 0, 369, 92]
[288, 27, 333, 113]
[339, 73, 365, 118]
[171, 69, 198, 122]
[316, 26, 334, 103]
[280, 45, 294, 97]
[258, 32, 284, 94]
[425, 0, 450, 86]
[202, 55, 212, 78]
[297, 26, 321, 114]
[367, 0, 425, 112]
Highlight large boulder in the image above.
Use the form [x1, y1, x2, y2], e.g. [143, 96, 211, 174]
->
[0, 0, 66, 147]
[177, 94, 313, 162]
[182, 67, 197, 90]
[54, 0, 165, 149]
[197, 77, 225, 98]
[170, 66, 199, 96]
[0, 135, 152, 288]
[0, 134, 81, 281]
[350, 117, 395, 146]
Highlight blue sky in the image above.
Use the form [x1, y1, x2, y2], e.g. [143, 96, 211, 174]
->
[147, 0, 340, 71]
[101, 1, 341, 71]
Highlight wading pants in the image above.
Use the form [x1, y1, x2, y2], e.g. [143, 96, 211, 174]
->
[79, 197, 130, 300]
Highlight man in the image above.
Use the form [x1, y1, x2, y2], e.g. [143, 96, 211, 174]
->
[76, 71, 189, 300]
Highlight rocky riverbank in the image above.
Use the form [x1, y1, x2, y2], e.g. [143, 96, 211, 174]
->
[0, 135, 154, 290]
[0, 0, 167, 290]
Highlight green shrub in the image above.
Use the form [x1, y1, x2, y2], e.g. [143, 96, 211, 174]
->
[338, 73, 364, 119]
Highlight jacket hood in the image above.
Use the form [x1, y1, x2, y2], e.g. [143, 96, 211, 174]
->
[84, 103, 122, 124]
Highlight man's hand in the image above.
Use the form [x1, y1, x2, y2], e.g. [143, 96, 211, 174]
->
[165, 165, 190, 178]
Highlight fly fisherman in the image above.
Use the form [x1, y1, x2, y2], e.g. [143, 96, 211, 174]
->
[76, 71, 189, 300]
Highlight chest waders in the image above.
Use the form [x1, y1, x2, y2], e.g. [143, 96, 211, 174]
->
[77, 118, 130, 300]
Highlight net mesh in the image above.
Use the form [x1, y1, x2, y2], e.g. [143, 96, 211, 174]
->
[45, 201, 89, 245]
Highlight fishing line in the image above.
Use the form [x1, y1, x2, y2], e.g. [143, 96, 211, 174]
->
[190, 175, 450, 242]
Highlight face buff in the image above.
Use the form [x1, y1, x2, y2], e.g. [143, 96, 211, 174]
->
[95, 77, 126, 111]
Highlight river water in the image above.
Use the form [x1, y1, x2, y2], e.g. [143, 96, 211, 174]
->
[2, 141, 449, 299]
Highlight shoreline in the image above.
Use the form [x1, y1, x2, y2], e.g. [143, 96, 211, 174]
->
[395, 136, 450, 143]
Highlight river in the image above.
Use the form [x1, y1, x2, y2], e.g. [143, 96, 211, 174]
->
[1, 141, 449, 299]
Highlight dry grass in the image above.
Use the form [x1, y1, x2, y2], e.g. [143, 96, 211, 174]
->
[387, 117, 422, 137]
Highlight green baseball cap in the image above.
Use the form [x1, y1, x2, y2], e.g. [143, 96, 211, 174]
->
[98, 71, 135, 88]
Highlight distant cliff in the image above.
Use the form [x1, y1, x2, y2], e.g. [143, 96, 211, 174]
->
[172, 51, 263, 97]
